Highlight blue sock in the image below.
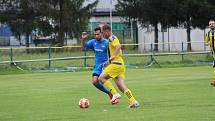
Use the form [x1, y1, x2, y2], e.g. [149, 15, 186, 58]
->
[94, 82, 110, 94]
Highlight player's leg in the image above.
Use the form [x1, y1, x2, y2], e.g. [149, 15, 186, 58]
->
[98, 73, 120, 103]
[92, 64, 113, 97]
[92, 74, 111, 95]
[211, 57, 215, 86]
[99, 64, 119, 95]
[114, 77, 139, 108]
[98, 65, 121, 104]
[112, 64, 139, 108]
[99, 64, 125, 104]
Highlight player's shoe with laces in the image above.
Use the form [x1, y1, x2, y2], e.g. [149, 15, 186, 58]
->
[110, 93, 121, 105]
[128, 101, 139, 108]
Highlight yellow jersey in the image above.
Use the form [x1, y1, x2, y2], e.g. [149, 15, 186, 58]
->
[108, 35, 124, 65]
[205, 30, 215, 54]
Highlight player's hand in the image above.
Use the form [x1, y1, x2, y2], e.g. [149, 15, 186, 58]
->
[109, 56, 116, 62]
[103, 61, 109, 67]
[81, 32, 88, 41]
[205, 42, 210, 46]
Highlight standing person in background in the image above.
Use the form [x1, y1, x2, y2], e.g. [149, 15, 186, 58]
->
[81, 27, 119, 104]
[98, 24, 139, 108]
[205, 19, 215, 86]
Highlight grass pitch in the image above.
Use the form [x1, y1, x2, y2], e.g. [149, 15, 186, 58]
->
[0, 66, 215, 121]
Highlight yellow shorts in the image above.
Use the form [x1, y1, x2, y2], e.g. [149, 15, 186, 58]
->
[103, 63, 126, 79]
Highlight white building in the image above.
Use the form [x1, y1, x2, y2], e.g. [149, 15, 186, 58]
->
[138, 24, 210, 52]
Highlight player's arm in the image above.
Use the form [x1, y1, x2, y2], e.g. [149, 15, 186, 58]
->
[205, 32, 209, 46]
[103, 61, 109, 67]
[110, 44, 121, 61]
[81, 32, 88, 50]
[109, 36, 121, 61]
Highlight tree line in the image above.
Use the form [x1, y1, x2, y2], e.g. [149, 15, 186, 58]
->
[117, 0, 215, 51]
[0, 0, 98, 47]
[0, 0, 215, 50]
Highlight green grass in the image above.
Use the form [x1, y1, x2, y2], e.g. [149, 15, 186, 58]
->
[0, 66, 215, 121]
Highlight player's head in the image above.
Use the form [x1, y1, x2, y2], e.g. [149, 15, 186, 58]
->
[102, 24, 111, 38]
[94, 27, 103, 41]
[209, 19, 215, 30]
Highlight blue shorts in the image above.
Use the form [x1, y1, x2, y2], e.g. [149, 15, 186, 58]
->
[92, 63, 104, 76]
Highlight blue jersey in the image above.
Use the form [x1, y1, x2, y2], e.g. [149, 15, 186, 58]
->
[85, 38, 109, 75]
[85, 38, 109, 64]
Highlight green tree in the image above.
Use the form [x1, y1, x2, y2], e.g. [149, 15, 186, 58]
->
[0, 0, 98, 47]
[117, 0, 215, 51]
[117, 0, 178, 51]
[205, 0, 215, 21]
[43, 0, 98, 46]
[176, 0, 213, 51]
[0, 0, 39, 47]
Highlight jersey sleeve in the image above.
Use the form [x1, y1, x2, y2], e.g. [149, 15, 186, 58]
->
[111, 37, 120, 47]
[85, 39, 94, 50]
[205, 32, 209, 45]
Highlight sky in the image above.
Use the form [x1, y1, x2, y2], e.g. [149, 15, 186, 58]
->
[84, 0, 117, 10]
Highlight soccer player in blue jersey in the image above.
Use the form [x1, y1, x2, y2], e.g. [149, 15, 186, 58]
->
[205, 19, 215, 86]
[81, 27, 119, 104]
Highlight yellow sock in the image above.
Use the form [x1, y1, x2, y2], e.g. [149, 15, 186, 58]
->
[124, 89, 136, 104]
[103, 80, 118, 94]
[213, 68, 215, 79]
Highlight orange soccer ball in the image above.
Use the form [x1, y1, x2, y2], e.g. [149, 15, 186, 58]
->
[79, 98, 90, 108]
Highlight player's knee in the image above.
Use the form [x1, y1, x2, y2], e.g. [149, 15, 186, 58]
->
[98, 76, 105, 83]
[91, 77, 99, 84]
[91, 79, 98, 85]
[98, 76, 103, 81]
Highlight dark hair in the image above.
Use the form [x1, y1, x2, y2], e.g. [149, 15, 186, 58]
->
[102, 24, 111, 31]
[94, 27, 101, 32]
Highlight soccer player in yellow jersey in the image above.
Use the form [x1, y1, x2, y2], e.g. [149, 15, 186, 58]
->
[98, 24, 139, 108]
[205, 19, 215, 86]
